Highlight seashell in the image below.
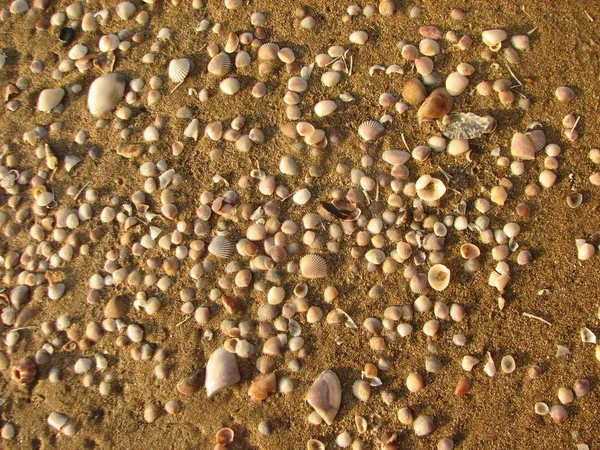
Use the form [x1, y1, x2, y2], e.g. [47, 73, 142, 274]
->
[307, 439, 325, 450]
[534, 402, 549, 415]
[256, 355, 276, 374]
[293, 188, 311, 204]
[220, 77, 240, 95]
[555, 86, 575, 102]
[225, 32, 239, 53]
[419, 38, 440, 56]
[402, 78, 426, 105]
[246, 223, 267, 241]
[417, 88, 453, 121]
[527, 129, 546, 152]
[500, 355, 516, 373]
[413, 415, 435, 437]
[12, 357, 37, 384]
[428, 264, 450, 291]
[349, 30, 368, 45]
[314, 100, 337, 117]
[258, 43, 280, 60]
[455, 376, 471, 395]
[306, 370, 342, 425]
[37, 88, 65, 112]
[300, 254, 327, 279]
[511, 132, 535, 160]
[415, 57, 434, 76]
[177, 370, 203, 395]
[208, 236, 234, 258]
[104, 295, 129, 318]
[263, 335, 286, 356]
[115, 1, 136, 20]
[88, 73, 125, 117]
[248, 373, 277, 402]
[416, 175, 446, 201]
[460, 243, 480, 259]
[10, 285, 30, 309]
[288, 77, 308, 93]
[208, 53, 232, 77]
[321, 71, 342, 87]
[168, 58, 191, 83]
[483, 352, 496, 377]
[352, 379, 371, 402]
[47, 412, 70, 431]
[445, 71, 469, 96]
[205, 347, 240, 397]
[482, 29, 508, 47]
[580, 327, 596, 344]
[215, 427, 234, 445]
[443, 113, 494, 139]
[358, 120, 384, 141]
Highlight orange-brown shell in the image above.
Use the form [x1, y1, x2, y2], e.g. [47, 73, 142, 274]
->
[417, 88, 454, 121]
[12, 357, 37, 384]
[248, 373, 277, 402]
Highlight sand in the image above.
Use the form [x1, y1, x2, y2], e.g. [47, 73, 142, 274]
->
[1, 0, 600, 449]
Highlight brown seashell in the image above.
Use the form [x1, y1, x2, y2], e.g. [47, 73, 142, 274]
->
[455, 376, 471, 395]
[215, 427, 234, 445]
[117, 143, 144, 159]
[177, 369, 203, 395]
[263, 335, 286, 356]
[12, 357, 37, 384]
[417, 88, 453, 121]
[306, 370, 342, 425]
[300, 254, 328, 279]
[248, 373, 277, 402]
[402, 78, 426, 105]
[208, 52, 232, 77]
[104, 295, 129, 318]
[256, 355, 276, 374]
[358, 120, 385, 141]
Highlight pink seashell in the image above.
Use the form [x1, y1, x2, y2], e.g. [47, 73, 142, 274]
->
[205, 347, 240, 397]
[306, 370, 342, 425]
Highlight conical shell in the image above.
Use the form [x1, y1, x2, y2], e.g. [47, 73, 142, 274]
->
[306, 370, 342, 425]
[417, 88, 454, 121]
[402, 78, 426, 105]
[87, 73, 125, 117]
[248, 373, 277, 403]
[205, 347, 240, 397]
[168, 58, 191, 83]
[208, 52, 232, 77]
[300, 254, 327, 279]
[358, 120, 384, 141]
[428, 264, 450, 291]
[208, 236, 234, 258]
[352, 379, 371, 402]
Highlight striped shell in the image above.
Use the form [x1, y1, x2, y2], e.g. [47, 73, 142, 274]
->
[358, 120, 384, 141]
[208, 236, 234, 258]
[220, 77, 240, 95]
[352, 379, 371, 402]
[208, 52, 232, 77]
[415, 57, 434, 76]
[258, 43, 280, 60]
[402, 78, 426, 105]
[168, 58, 191, 83]
[300, 254, 328, 279]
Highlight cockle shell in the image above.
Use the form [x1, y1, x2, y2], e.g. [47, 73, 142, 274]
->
[352, 379, 371, 402]
[306, 370, 342, 425]
[415, 57, 434, 76]
[415, 175, 446, 201]
[37, 88, 65, 112]
[428, 264, 450, 291]
[248, 373, 277, 402]
[417, 88, 453, 121]
[208, 236, 234, 258]
[115, 1, 136, 20]
[168, 58, 191, 83]
[300, 254, 327, 279]
[314, 100, 337, 117]
[258, 43, 280, 60]
[402, 78, 426, 105]
[87, 73, 125, 117]
[220, 77, 240, 95]
[205, 347, 240, 397]
[208, 52, 232, 77]
[358, 120, 384, 141]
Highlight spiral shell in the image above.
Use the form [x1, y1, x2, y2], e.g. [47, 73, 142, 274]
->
[12, 357, 37, 384]
[358, 120, 384, 141]
[208, 52, 232, 77]
[208, 236, 234, 258]
[402, 78, 426, 105]
[168, 58, 191, 83]
[300, 254, 328, 279]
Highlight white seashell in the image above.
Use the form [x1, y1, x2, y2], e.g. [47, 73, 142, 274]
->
[349, 30, 368, 45]
[68, 44, 87, 60]
[258, 43, 280, 60]
[224, 32, 239, 53]
[47, 413, 70, 431]
[447, 139, 469, 155]
[428, 264, 450, 291]
[37, 88, 65, 112]
[300, 254, 327, 279]
[416, 175, 446, 201]
[208, 236, 234, 258]
[64, 155, 81, 172]
[184, 119, 200, 141]
[115, 1, 136, 20]
[98, 34, 120, 52]
[358, 120, 384, 141]
[220, 77, 240, 95]
[580, 327, 597, 344]
[482, 29, 508, 47]
[306, 370, 342, 425]
[483, 352, 496, 377]
[10, 0, 29, 14]
[87, 73, 125, 117]
[445, 72, 469, 96]
[205, 347, 240, 397]
[168, 58, 191, 83]
[293, 188, 311, 205]
[314, 100, 337, 117]
[321, 71, 342, 87]
[500, 355, 516, 373]
[208, 52, 232, 77]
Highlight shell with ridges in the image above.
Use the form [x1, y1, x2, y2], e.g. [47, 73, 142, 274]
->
[402, 78, 426, 105]
[352, 379, 371, 402]
[358, 120, 384, 141]
[208, 236, 234, 258]
[168, 58, 191, 83]
[258, 43, 280, 60]
[300, 254, 328, 279]
[208, 52, 232, 77]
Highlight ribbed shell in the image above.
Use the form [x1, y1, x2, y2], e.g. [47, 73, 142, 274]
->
[257, 303, 279, 321]
[220, 77, 240, 95]
[208, 236, 234, 258]
[352, 379, 371, 402]
[300, 254, 328, 279]
[358, 120, 384, 141]
[258, 43, 280, 60]
[168, 58, 191, 83]
[208, 52, 232, 77]
[402, 78, 426, 105]
[415, 57, 434, 76]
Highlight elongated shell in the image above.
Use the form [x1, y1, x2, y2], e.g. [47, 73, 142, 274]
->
[168, 58, 191, 83]
[358, 120, 384, 141]
[87, 73, 125, 117]
[208, 52, 232, 77]
[205, 347, 240, 397]
[428, 264, 450, 291]
[300, 254, 327, 279]
[306, 370, 342, 425]
[417, 88, 453, 121]
[208, 236, 234, 258]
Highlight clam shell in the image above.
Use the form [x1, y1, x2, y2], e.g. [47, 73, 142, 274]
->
[358, 120, 384, 141]
[415, 57, 434, 76]
[87, 73, 125, 117]
[321, 71, 342, 87]
[300, 254, 327, 279]
[168, 58, 191, 83]
[428, 264, 450, 291]
[224, 32, 239, 53]
[248, 373, 277, 403]
[417, 88, 453, 121]
[208, 236, 234, 258]
[258, 43, 280, 60]
[445, 71, 469, 96]
[416, 175, 446, 201]
[402, 78, 426, 105]
[215, 427, 234, 445]
[460, 244, 480, 259]
[314, 100, 337, 117]
[220, 77, 240, 95]
[447, 138, 469, 155]
[208, 52, 232, 77]
[352, 379, 371, 402]
[306, 370, 342, 425]
[205, 347, 240, 397]
[37, 88, 65, 112]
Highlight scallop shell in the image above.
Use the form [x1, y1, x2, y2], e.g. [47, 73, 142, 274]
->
[248, 373, 277, 403]
[256, 355, 276, 374]
[257, 302, 279, 321]
[208, 236, 234, 258]
[352, 379, 371, 402]
[263, 335, 286, 356]
[300, 254, 327, 279]
[168, 58, 191, 83]
[402, 78, 426, 105]
[115, 1, 136, 20]
[416, 175, 446, 201]
[306, 370, 342, 425]
[417, 88, 454, 121]
[258, 43, 280, 60]
[208, 52, 232, 77]
[87, 73, 125, 117]
[428, 264, 450, 291]
[358, 120, 384, 141]
[527, 129, 546, 152]
[205, 347, 240, 397]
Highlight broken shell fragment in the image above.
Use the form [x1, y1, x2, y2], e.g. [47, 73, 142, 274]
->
[205, 347, 240, 397]
[511, 133, 535, 160]
[306, 370, 342, 425]
[248, 373, 277, 403]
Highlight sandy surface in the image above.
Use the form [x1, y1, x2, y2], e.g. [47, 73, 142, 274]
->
[1, 0, 600, 449]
